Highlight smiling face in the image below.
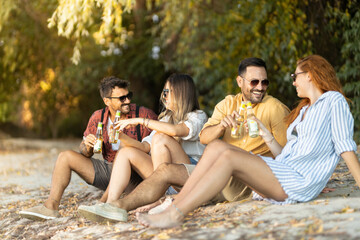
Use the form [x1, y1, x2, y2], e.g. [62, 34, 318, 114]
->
[103, 87, 131, 115]
[237, 66, 268, 103]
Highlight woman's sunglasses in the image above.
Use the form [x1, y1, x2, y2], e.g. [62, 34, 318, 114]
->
[107, 92, 133, 103]
[242, 76, 270, 87]
[162, 89, 170, 98]
[290, 71, 307, 82]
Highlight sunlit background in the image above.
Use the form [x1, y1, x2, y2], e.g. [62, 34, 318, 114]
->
[0, 0, 359, 142]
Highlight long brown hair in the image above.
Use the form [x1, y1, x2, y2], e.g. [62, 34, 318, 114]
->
[285, 55, 345, 126]
[158, 73, 200, 124]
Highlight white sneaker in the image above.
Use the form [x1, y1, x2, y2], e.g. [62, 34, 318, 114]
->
[148, 197, 173, 215]
[78, 203, 128, 223]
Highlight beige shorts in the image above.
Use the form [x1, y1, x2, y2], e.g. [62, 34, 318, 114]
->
[182, 164, 252, 203]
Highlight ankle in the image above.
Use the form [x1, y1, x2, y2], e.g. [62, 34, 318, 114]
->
[171, 204, 185, 221]
[44, 198, 59, 210]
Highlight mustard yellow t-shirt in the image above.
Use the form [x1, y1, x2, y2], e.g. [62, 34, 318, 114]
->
[201, 93, 290, 158]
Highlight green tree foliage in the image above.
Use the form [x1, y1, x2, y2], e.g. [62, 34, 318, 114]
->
[152, 0, 312, 112]
[1, 0, 359, 142]
[325, 1, 360, 141]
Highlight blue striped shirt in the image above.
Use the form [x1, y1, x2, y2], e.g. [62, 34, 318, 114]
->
[260, 91, 357, 203]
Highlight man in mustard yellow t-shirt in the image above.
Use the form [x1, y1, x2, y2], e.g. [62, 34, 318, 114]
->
[200, 57, 290, 202]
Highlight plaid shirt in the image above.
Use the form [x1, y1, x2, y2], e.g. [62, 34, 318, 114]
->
[83, 103, 157, 162]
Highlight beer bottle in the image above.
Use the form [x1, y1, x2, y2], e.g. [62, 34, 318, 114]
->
[231, 102, 246, 138]
[113, 110, 121, 143]
[109, 125, 115, 144]
[246, 102, 259, 138]
[93, 122, 103, 153]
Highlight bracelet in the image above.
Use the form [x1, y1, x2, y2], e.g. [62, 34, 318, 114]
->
[265, 136, 275, 144]
[172, 204, 185, 217]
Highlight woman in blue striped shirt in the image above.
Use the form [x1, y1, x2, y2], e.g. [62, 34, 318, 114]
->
[137, 55, 360, 228]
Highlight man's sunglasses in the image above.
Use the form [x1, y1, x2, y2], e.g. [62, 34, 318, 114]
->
[290, 71, 307, 82]
[107, 92, 133, 102]
[242, 76, 270, 87]
[162, 89, 170, 98]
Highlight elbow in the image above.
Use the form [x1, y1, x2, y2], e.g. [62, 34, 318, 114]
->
[199, 135, 209, 145]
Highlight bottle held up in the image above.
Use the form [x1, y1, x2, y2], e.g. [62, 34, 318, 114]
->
[231, 102, 246, 138]
[246, 102, 259, 138]
[93, 122, 103, 153]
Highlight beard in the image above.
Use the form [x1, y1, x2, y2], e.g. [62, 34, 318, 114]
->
[246, 89, 265, 104]
[119, 103, 130, 114]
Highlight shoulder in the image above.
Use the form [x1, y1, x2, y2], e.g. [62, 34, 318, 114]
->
[322, 91, 345, 102]
[215, 94, 241, 109]
[260, 95, 290, 112]
[321, 91, 349, 109]
[89, 108, 106, 120]
[186, 110, 208, 119]
[223, 94, 241, 104]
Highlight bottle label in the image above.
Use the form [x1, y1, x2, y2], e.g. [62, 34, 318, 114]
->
[94, 139, 102, 153]
[231, 127, 239, 138]
[248, 120, 259, 138]
[114, 130, 120, 142]
[109, 126, 115, 143]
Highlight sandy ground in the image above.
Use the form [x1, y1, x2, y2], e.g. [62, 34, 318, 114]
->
[1, 138, 360, 239]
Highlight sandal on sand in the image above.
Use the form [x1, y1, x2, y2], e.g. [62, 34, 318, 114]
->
[19, 205, 60, 221]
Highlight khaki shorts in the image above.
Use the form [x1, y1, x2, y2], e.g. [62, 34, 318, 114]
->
[182, 164, 252, 203]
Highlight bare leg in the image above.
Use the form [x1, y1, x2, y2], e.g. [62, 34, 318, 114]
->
[138, 142, 287, 228]
[109, 163, 189, 211]
[44, 150, 95, 210]
[173, 139, 243, 201]
[151, 133, 190, 169]
[106, 147, 153, 203]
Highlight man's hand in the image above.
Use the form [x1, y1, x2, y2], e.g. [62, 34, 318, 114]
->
[219, 110, 239, 130]
[84, 134, 97, 148]
[80, 134, 96, 157]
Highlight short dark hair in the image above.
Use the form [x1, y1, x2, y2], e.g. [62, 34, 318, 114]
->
[99, 76, 130, 98]
[238, 57, 267, 76]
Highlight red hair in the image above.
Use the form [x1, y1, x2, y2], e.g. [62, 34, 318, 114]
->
[285, 55, 345, 126]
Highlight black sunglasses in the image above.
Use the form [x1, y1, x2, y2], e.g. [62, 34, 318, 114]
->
[290, 71, 307, 82]
[107, 92, 133, 102]
[242, 76, 269, 87]
[162, 89, 170, 98]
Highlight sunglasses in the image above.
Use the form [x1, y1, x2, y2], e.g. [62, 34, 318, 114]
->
[107, 91, 133, 102]
[162, 89, 170, 98]
[290, 71, 307, 82]
[242, 76, 269, 87]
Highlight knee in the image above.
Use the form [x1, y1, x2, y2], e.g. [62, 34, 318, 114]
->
[115, 147, 135, 159]
[153, 162, 174, 179]
[57, 150, 76, 165]
[151, 133, 171, 147]
[218, 148, 245, 175]
[205, 139, 229, 154]
[218, 148, 237, 165]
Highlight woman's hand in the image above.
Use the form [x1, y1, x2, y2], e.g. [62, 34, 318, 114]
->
[115, 118, 141, 131]
[245, 116, 273, 142]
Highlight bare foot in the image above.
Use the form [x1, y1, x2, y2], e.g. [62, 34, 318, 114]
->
[321, 187, 336, 193]
[132, 199, 162, 214]
[136, 205, 184, 228]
